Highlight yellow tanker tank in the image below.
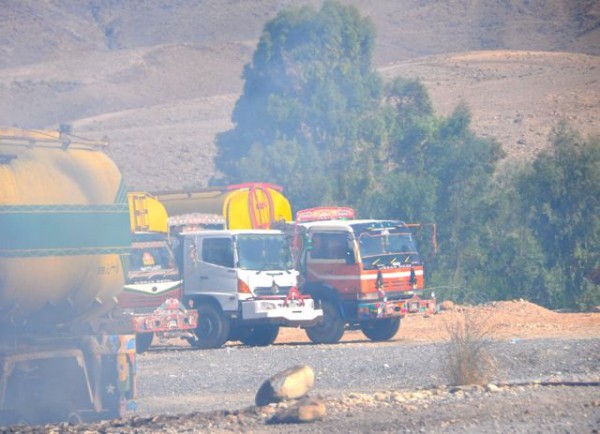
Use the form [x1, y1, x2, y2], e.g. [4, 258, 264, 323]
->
[153, 183, 292, 230]
[0, 128, 131, 332]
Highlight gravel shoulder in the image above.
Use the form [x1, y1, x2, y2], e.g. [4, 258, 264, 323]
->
[9, 302, 600, 433]
[29, 337, 597, 433]
[135, 338, 600, 416]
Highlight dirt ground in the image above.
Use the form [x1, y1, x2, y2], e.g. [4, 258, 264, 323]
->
[21, 299, 599, 433]
[274, 299, 600, 344]
[150, 300, 600, 433]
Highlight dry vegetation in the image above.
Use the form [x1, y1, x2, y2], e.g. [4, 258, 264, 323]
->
[442, 309, 498, 386]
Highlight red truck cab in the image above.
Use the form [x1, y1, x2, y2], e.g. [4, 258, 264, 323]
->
[288, 207, 435, 344]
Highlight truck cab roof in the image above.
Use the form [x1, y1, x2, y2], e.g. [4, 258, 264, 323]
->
[297, 219, 408, 233]
[182, 229, 285, 238]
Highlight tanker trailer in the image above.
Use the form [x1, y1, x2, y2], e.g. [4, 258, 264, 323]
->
[153, 182, 292, 230]
[0, 128, 136, 425]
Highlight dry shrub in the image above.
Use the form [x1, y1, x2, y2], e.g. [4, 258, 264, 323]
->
[443, 308, 497, 386]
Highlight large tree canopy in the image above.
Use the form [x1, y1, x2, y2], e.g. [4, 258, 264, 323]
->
[214, 1, 382, 208]
[517, 124, 600, 308]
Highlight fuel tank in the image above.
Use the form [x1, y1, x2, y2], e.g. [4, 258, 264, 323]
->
[0, 128, 131, 332]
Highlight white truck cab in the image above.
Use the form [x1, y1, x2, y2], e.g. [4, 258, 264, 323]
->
[181, 229, 322, 348]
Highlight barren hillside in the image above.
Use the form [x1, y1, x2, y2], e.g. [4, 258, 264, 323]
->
[1, 0, 599, 190]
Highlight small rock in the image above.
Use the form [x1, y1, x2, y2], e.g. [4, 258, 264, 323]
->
[373, 392, 388, 402]
[255, 365, 315, 406]
[259, 405, 277, 417]
[269, 398, 326, 424]
[440, 300, 455, 311]
[485, 383, 501, 392]
[392, 393, 406, 403]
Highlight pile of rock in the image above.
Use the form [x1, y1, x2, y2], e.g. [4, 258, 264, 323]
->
[255, 364, 326, 424]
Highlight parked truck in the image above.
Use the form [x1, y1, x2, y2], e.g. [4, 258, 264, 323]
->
[137, 184, 323, 349]
[283, 207, 436, 344]
[0, 127, 136, 424]
[180, 228, 322, 348]
[124, 193, 198, 353]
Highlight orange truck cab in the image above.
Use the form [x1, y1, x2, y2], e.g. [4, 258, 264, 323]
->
[288, 207, 436, 344]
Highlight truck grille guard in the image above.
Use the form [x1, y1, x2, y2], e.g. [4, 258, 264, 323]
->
[250, 286, 309, 307]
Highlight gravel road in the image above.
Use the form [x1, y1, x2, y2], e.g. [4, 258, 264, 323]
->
[6, 337, 598, 433]
[136, 337, 600, 416]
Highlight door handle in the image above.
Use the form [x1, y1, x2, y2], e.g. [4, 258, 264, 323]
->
[199, 275, 209, 280]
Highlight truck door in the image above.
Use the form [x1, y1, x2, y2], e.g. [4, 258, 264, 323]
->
[183, 235, 238, 312]
[305, 230, 360, 301]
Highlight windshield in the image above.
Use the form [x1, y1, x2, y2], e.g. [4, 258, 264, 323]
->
[354, 222, 421, 269]
[129, 241, 178, 274]
[235, 234, 293, 271]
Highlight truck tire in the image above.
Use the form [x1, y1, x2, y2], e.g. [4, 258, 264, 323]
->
[136, 332, 154, 354]
[189, 304, 230, 349]
[239, 325, 280, 347]
[360, 317, 401, 341]
[305, 300, 345, 344]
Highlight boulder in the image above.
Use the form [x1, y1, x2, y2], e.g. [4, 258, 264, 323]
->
[255, 365, 315, 406]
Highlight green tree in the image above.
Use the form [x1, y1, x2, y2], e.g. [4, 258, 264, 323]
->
[358, 77, 440, 270]
[363, 96, 506, 302]
[466, 163, 556, 305]
[214, 1, 383, 209]
[517, 123, 600, 309]
[430, 104, 505, 292]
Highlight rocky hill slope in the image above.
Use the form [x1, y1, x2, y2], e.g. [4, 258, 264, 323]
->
[1, 0, 599, 191]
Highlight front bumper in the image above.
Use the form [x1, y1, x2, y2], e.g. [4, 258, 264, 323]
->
[131, 298, 198, 334]
[358, 295, 436, 320]
[240, 298, 323, 326]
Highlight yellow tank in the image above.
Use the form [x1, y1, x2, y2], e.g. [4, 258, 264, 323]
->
[0, 128, 131, 331]
[128, 192, 169, 233]
[154, 183, 292, 230]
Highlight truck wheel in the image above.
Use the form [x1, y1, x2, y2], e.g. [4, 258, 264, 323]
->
[360, 317, 401, 341]
[305, 300, 345, 344]
[189, 304, 230, 349]
[136, 332, 154, 354]
[239, 325, 280, 347]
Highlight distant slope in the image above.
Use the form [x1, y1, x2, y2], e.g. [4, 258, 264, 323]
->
[381, 51, 600, 163]
[3, 0, 598, 68]
[0, 0, 599, 190]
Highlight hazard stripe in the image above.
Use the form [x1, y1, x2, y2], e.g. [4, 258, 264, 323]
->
[308, 269, 423, 281]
